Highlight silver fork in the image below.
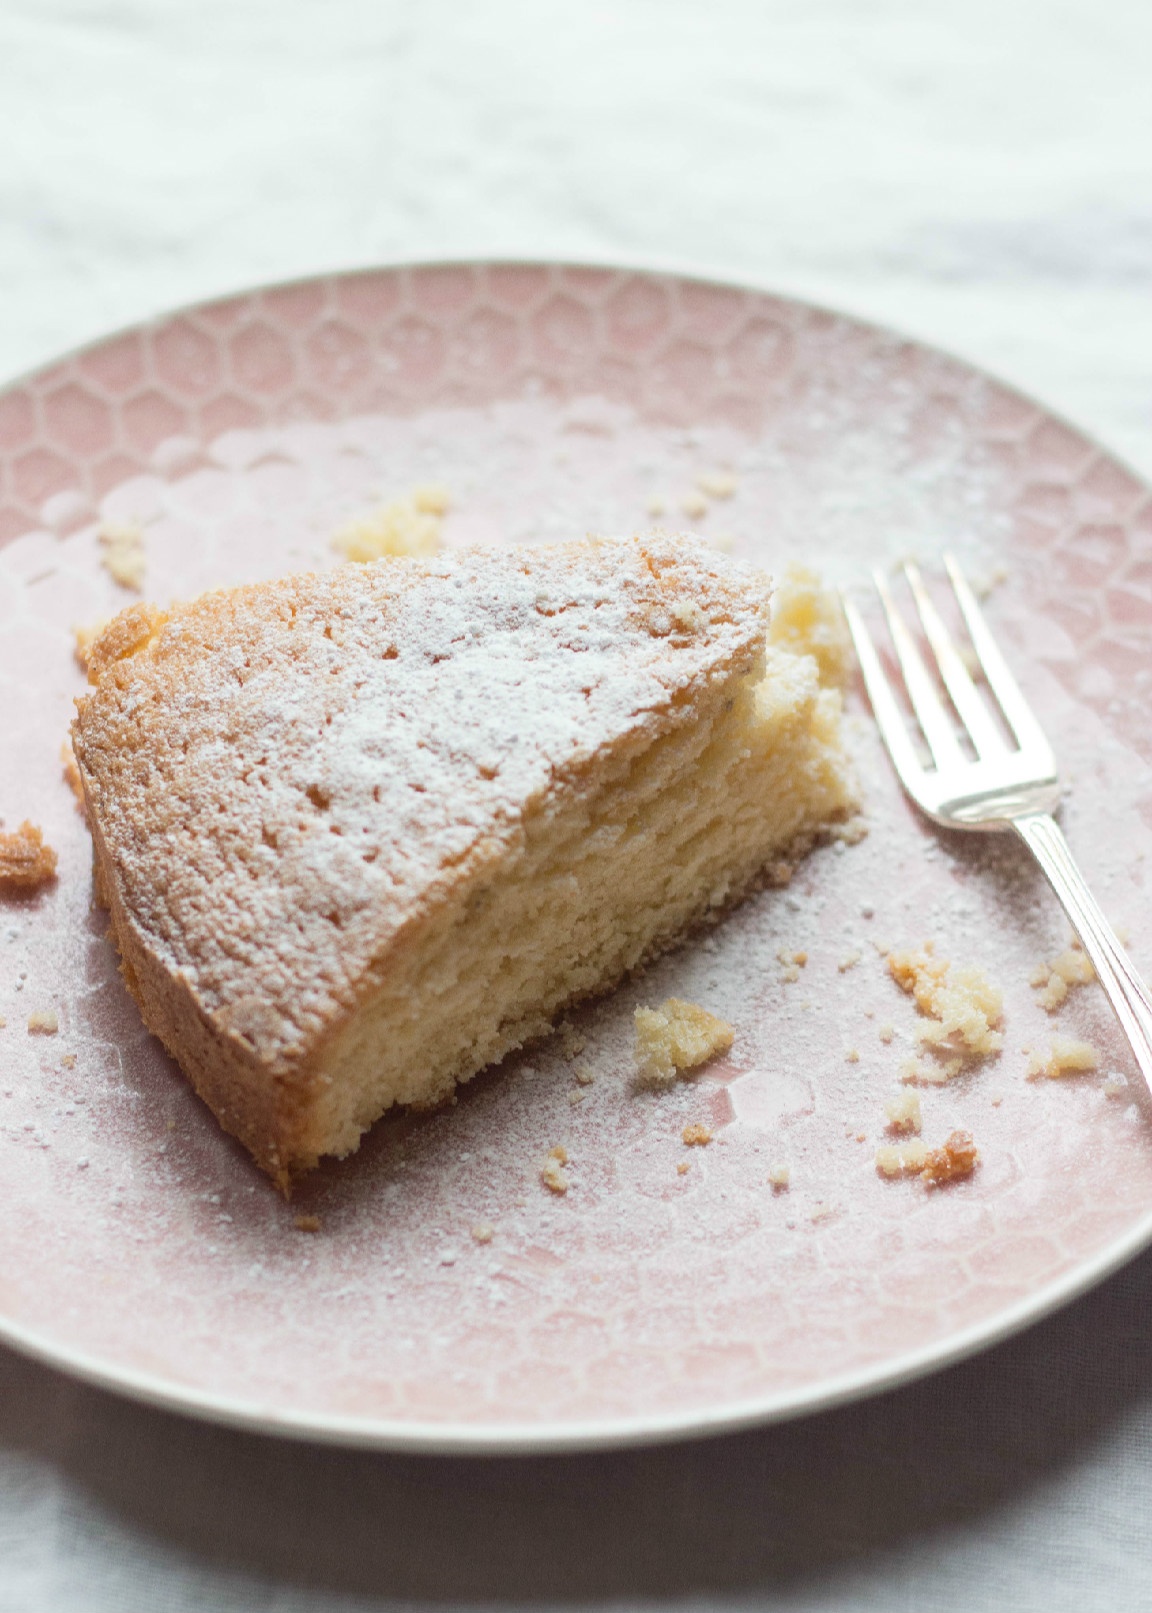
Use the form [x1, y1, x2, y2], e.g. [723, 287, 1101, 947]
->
[842, 555, 1152, 1092]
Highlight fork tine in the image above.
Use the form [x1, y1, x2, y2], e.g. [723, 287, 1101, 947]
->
[903, 561, 1008, 758]
[840, 593, 930, 798]
[872, 568, 965, 771]
[943, 554, 1054, 758]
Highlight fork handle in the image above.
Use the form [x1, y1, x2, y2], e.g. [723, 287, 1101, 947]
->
[1013, 811, 1152, 1092]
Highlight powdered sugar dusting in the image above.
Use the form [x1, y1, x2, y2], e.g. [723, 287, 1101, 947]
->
[0, 266, 1150, 1443]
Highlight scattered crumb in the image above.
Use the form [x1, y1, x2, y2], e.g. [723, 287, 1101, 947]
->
[767, 563, 852, 687]
[573, 1064, 595, 1086]
[646, 495, 666, 518]
[293, 1215, 322, 1233]
[989, 1090, 1003, 1106]
[845, 1048, 860, 1063]
[0, 1016, 5, 1028]
[878, 1023, 895, 1044]
[98, 521, 146, 590]
[920, 1130, 979, 1187]
[832, 816, 870, 846]
[332, 486, 450, 562]
[567, 1089, 585, 1105]
[696, 470, 737, 499]
[61, 1053, 76, 1069]
[676, 1160, 691, 1175]
[875, 1140, 930, 1177]
[810, 1201, 835, 1222]
[769, 1163, 790, 1189]
[679, 490, 708, 520]
[838, 949, 862, 973]
[1032, 947, 1095, 1012]
[541, 1146, 570, 1195]
[471, 1222, 495, 1244]
[559, 1020, 587, 1059]
[870, 937, 892, 957]
[855, 1131, 867, 1143]
[884, 1090, 922, 1134]
[27, 1010, 58, 1035]
[899, 1054, 962, 1086]
[777, 946, 807, 983]
[0, 821, 58, 891]
[682, 1123, 713, 1147]
[1104, 1074, 1129, 1099]
[61, 743, 87, 815]
[888, 943, 1003, 1080]
[634, 998, 733, 1087]
[73, 618, 110, 670]
[1027, 1037, 1100, 1080]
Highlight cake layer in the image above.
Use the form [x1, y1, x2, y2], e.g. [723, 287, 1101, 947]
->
[73, 536, 855, 1182]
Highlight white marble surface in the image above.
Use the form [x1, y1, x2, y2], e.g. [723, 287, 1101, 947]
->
[1, 2, 1150, 1608]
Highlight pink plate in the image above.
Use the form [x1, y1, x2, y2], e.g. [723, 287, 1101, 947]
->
[1, 261, 1151, 1452]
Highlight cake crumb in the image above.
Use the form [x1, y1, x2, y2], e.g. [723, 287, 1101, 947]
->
[696, 470, 738, 500]
[875, 1139, 930, 1177]
[0, 821, 58, 891]
[810, 1201, 835, 1222]
[293, 1214, 322, 1232]
[559, 1021, 587, 1059]
[767, 563, 852, 687]
[1033, 947, 1095, 1012]
[573, 1064, 595, 1086]
[679, 490, 708, 520]
[567, 1089, 585, 1105]
[878, 1023, 895, 1044]
[541, 1146, 570, 1194]
[27, 1009, 58, 1035]
[61, 1053, 76, 1069]
[646, 495, 666, 518]
[1103, 1074, 1129, 1098]
[989, 1090, 1003, 1106]
[777, 946, 807, 983]
[838, 949, 862, 973]
[899, 1054, 962, 1086]
[888, 943, 1003, 1079]
[845, 1048, 860, 1063]
[682, 1123, 713, 1147]
[920, 1129, 979, 1187]
[769, 1163, 790, 1189]
[634, 998, 733, 1087]
[1027, 1037, 1100, 1080]
[73, 618, 110, 670]
[884, 1089, 922, 1134]
[471, 1222, 495, 1244]
[676, 1161, 690, 1174]
[61, 743, 87, 815]
[332, 487, 450, 562]
[98, 521, 146, 590]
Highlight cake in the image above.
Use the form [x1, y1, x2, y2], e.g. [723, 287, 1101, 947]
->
[71, 534, 856, 1186]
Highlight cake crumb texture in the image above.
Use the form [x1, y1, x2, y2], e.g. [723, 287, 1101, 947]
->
[889, 942, 1003, 1079]
[884, 1089, 922, 1133]
[1027, 1037, 1100, 1080]
[682, 1122, 713, 1146]
[920, 1129, 979, 1186]
[98, 521, 146, 591]
[875, 1139, 929, 1177]
[767, 562, 852, 687]
[332, 485, 450, 562]
[634, 998, 734, 1088]
[0, 821, 58, 891]
[27, 1009, 59, 1034]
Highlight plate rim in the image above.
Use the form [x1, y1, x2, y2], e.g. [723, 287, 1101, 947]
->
[2, 253, 1150, 1454]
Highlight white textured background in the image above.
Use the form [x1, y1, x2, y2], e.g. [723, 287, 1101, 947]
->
[2, 2, 1151, 1608]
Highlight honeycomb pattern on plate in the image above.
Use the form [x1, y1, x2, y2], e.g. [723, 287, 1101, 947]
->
[0, 262, 1150, 1442]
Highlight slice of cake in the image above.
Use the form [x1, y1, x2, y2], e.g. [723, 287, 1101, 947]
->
[72, 535, 855, 1185]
